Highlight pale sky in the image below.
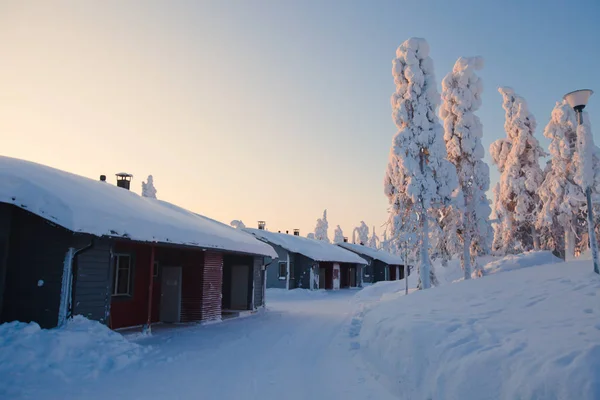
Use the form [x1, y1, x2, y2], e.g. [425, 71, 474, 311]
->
[1, 1, 599, 238]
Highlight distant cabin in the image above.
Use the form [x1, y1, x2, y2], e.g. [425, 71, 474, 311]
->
[336, 242, 409, 283]
[244, 227, 367, 290]
[0, 156, 277, 330]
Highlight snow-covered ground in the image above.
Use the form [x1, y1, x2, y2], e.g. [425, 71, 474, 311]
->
[355, 254, 600, 399]
[1, 289, 394, 400]
[2, 253, 599, 399]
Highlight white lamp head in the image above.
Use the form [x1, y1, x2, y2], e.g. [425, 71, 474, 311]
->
[563, 89, 594, 111]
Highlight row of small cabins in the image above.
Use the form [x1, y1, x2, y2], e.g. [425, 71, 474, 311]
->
[0, 156, 409, 331]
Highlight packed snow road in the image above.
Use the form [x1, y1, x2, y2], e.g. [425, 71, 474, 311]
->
[16, 289, 395, 400]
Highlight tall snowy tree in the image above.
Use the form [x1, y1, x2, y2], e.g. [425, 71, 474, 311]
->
[536, 101, 584, 259]
[141, 175, 157, 199]
[230, 220, 246, 229]
[333, 225, 345, 244]
[440, 56, 492, 278]
[307, 233, 316, 240]
[367, 226, 380, 249]
[384, 37, 458, 289]
[381, 230, 391, 253]
[313, 209, 330, 242]
[352, 221, 369, 245]
[490, 87, 545, 254]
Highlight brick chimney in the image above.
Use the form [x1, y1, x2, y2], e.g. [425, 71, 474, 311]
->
[258, 221, 266, 230]
[343, 237, 348, 243]
[293, 229, 300, 236]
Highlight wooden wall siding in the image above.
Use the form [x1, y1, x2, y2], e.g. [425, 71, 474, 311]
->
[73, 238, 112, 324]
[0, 204, 12, 319]
[253, 256, 263, 308]
[1, 207, 72, 328]
[201, 251, 223, 322]
[180, 251, 204, 323]
[109, 241, 152, 329]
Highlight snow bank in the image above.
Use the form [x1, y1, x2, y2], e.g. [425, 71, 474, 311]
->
[0, 156, 276, 258]
[483, 250, 561, 275]
[0, 316, 149, 397]
[357, 260, 600, 399]
[245, 228, 367, 264]
[337, 242, 404, 265]
[353, 275, 418, 304]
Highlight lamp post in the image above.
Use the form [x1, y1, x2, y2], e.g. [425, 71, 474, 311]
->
[563, 89, 598, 274]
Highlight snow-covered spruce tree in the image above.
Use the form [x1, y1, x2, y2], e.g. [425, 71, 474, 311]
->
[307, 233, 316, 240]
[141, 175, 157, 199]
[384, 37, 458, 289]
[367, 226, 380, 249]
[536, 101, 584, 259]
[440, 56, 492, 278]
[313, 209, 330, 242]
[333, 225, 345, 244]
[230, 220, 246, 229]
[352, 221, 369, 245]
[490, 87, 545, 254]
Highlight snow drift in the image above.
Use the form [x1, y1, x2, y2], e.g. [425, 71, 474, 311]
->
[0, 316, 149, 398]
[483, 250, 561, 275]
[357, 258, 600, 399]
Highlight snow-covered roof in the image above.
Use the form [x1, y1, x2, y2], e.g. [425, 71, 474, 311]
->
[0, 156, 276, 258]
[244, 228, 367, 264]
[336, 242, 404, 265]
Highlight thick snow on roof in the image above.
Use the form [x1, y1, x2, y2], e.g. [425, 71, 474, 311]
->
[244, 228, 367, 264]
[0, 156, 276, 258]
[337, 242, 404, 265]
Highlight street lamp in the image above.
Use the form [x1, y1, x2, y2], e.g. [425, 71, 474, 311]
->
[563, 89, 598, 274]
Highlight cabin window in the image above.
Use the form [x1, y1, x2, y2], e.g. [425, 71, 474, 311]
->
[278, 262, 287, 280]
[153, 260, 160, 278]
[113, 254, 133, 296]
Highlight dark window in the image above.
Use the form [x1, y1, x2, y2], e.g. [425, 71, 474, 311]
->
[153, 260, 159, 278]
[112, 254, 132, 296]
[278, 262, 287, 280]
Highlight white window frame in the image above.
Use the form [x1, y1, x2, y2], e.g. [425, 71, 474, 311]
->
[112, 253, 133, 296]
[278, 261, 287, 280]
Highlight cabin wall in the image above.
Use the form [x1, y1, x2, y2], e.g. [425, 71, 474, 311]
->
[360, 256, 375, 284]
[201, 251, 222, 322]
[0, 204, 12, 319]
[265, 243, 287, 289]
[372, 260, 388, 283]
[72, 237, 113, 324]
[0, 206, 72, 329]
[293, 254, 315, 289]
[253, 256, 265, 308]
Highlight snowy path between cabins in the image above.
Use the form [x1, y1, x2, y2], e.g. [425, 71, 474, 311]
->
[3, 289, 396, 400]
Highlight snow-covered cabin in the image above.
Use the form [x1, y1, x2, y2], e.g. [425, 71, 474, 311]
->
[244, 226, 367, 290]
[0, 156, 277, 329]
[336, 242, 409, 283]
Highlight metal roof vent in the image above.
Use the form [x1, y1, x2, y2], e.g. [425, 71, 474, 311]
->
[116, 173, 133, 190]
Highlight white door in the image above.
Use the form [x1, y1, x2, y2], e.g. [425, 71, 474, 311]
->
[333, 263, 340, 290]
[160, 267, 182, 323]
